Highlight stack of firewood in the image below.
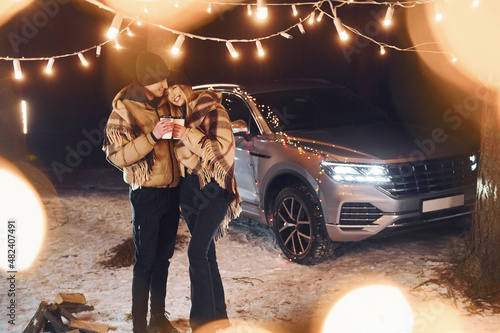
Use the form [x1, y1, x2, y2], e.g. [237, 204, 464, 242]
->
[23, 293, 109, 333]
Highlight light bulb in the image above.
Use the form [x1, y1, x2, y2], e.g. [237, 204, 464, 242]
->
[309, 11, 315, 24]
[435, 2, 443, 21]
[45, 58, 54, 74]
[13, 59, 22, 79]
[317, 11, 324, 22]
[384, 6, 394, 26]
[280, 32, 293, 40]
[78, 53, 88, 66]
[256, 40, 264, 56]
[256, 0, 267, 20]
[247, 4, 252, 15]
[472, 0, 479, 7]
[334, 17, 348, 41]
[207, 2, 212, 13]
[380, 46, 386, 55]
[107, 14, 122, 39]
[226, 41, 238, 58]
[292, 4, 298, 16]
[298, 22, 305, 34]
[171, 35, 185, 55]
[96, 45, 102, 58]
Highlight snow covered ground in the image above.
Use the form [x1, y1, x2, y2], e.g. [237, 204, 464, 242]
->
[2, 166, 500, 333]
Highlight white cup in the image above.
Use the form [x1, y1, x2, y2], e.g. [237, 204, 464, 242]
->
[160, 116, 174, 139]
[173, 118, 185, 139]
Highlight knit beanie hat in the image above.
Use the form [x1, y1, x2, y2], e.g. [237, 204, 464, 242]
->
[167, 69, 191, 87]
[135, 51, 170, 86]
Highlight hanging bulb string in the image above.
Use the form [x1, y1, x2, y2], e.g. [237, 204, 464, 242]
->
[0, 20, 135, 61]
[0, 0, 475, 63]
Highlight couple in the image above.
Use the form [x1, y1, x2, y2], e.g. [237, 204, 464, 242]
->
[102, 51, 241, 333]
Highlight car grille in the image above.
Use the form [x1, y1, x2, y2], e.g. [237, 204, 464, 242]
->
[377, 156, 476, 197]
[339, 203, 383, 231]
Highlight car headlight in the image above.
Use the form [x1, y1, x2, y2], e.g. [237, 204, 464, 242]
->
[321, 161, 391, 184]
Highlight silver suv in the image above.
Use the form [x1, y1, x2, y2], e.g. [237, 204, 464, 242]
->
[194, 80, 477, 265]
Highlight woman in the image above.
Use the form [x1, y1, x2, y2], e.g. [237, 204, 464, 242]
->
[166, 70, 241, 331]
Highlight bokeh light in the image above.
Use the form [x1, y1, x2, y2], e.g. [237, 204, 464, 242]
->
[0, 157, 46, 271]
[322, 285, 413, 333]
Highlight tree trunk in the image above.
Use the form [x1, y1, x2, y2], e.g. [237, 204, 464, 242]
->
[461, 87, 500, 294]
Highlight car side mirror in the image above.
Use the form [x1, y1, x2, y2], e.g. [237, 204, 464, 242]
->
[231, 120, 251, 141]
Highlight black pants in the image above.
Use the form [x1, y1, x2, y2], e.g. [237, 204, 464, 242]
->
[130, 186, 180, 329]
[180, 174, 229, 330]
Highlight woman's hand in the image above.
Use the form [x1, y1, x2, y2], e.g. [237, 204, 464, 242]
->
[173, 123, 186, 139]
[152, 118, 174, 139]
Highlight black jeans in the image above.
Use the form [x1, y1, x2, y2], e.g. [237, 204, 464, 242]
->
[130, 186, 180, 329]
[180, 174, 229, 330]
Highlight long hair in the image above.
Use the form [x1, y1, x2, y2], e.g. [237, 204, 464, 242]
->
[168, 84, 196, 121]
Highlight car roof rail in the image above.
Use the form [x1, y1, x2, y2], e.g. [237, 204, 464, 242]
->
[193, 83, 243, 91]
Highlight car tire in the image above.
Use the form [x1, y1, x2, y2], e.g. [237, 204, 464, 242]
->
[272, 185, 335, 265]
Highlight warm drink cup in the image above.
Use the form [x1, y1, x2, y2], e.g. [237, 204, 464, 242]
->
[160, 116, 173, 139]
[173, 118, 185, 139]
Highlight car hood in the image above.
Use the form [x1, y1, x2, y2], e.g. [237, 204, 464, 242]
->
[282, 121, 470, 162]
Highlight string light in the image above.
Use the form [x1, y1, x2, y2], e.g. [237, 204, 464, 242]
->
[0, 0, 472, 75]
[317, 11, 324, 22]
[96, 45, 102, 57]
[78, 52, 88, 66]
[114, 38, 121, 49]
[13, 59, 22, 79]
[21, 100, 28, 134]
[171, 35, 186, 55]
[309, 11, 315, 24]
[226, 41, 238, 58]
[45, 58, 55, 74]
[384, 6, 394, 26]
[126, 27, 133, 36]
[207, 2, 212, 13]
[256, 40, 264, 56]
[334, 17, 348, 41]
[107, 13, 122, 39]
[298, 22, 305, 34]
[435, 1, 443, 21]
[292, 4, 298, 16]
[256, 0, 268, 20]
[247, 4, 252, 15]
[380, 46, 386, 55]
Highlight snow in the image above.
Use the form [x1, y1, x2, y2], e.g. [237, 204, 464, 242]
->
[2, 166, 500, 333]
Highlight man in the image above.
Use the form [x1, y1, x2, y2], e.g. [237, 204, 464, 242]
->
[102, 51, 182, 333]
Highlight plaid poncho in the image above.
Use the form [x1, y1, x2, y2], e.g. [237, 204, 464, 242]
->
[175, 90, 242, 240]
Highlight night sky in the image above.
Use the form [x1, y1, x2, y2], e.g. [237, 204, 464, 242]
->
[0, 1, 480, 179]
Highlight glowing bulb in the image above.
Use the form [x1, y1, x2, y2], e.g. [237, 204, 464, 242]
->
[21, 100, 27, 134]
[226, 41, 238, 58]
[13, 59, 22, 79]
[334, 17, 348, 41]
[207, 2, 212, 13]
[298, 22, 305, 34]
[309, 11, 315, 24]
[317, 11, 324, 22]
[256, 40, 264, 56]
[126, 27, 133, 36]
[472, 0, 479, 7]
[435, 2, 443, 21]
[256, 0, 267, 20]
[78, 52, 88, 66]
[45, 58, 54, 74]
[292, 4, 298, 16]
[380, 46, 386, 55]
[107, 14, 122, 39]
[96, 45, 102, 58]
[171, 35, 185, 55]
[114, 38, 121, 49]
[384, 6, 394, 26]
[247, 4, 252, 15]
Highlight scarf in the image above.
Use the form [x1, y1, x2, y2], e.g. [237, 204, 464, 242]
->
[175, 90, 242, 240]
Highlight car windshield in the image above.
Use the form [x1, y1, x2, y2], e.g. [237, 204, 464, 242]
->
[252, 87, 389, 132]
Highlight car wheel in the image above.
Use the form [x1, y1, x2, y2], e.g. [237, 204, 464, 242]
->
[272, 185, 335, 265]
